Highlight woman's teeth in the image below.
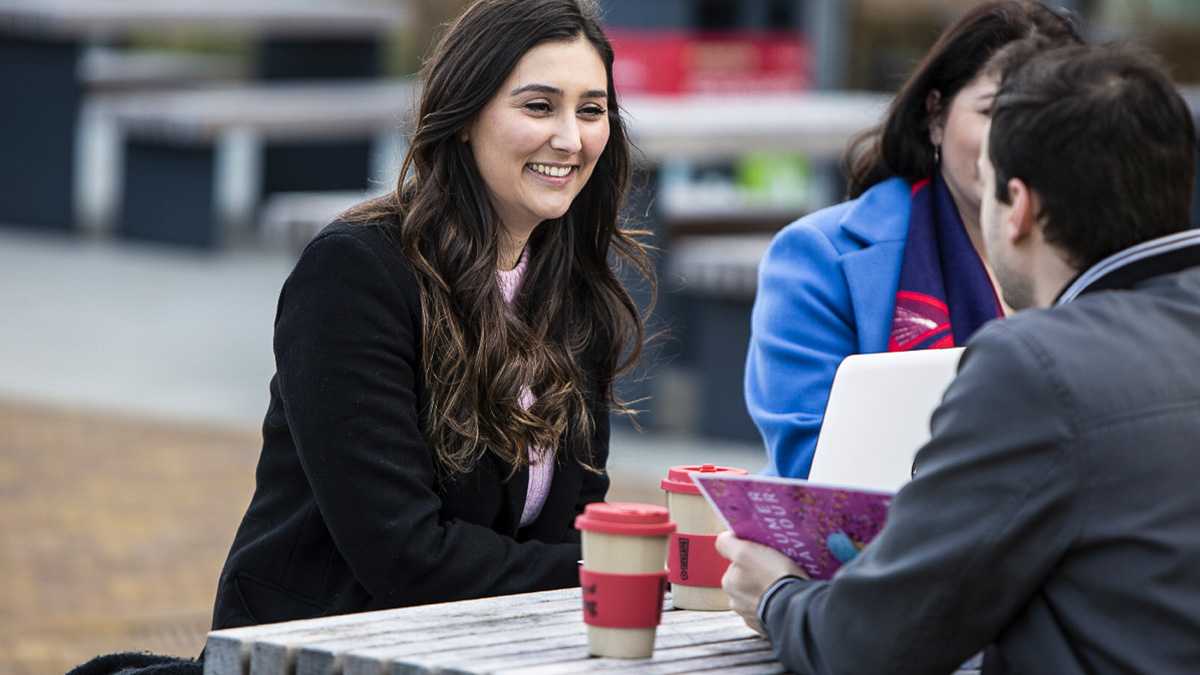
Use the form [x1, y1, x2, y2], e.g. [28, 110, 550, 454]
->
[529, 164, 571, 178]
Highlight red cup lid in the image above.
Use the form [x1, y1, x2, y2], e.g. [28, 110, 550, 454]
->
[660, 464, 749, 495]
[575, 502, 676, 536]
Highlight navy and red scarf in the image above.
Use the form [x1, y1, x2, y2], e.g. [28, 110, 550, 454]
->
[888, 174, 1004, 352]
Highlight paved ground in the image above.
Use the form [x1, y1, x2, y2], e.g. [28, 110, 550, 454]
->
[0, 398, 258, 675]
[0, 226, 765, 675]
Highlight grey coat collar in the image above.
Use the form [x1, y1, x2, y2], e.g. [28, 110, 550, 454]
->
[1056, 230, 1200, 306]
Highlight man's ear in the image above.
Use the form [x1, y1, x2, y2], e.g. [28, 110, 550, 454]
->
[1006, 178, 1043, 244]
[925, 89, 944, 145]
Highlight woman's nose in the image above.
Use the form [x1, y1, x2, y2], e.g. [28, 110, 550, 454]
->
[549, 115, 582, 155]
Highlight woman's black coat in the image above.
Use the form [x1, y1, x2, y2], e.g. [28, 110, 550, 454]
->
[212, 221, 609, 629]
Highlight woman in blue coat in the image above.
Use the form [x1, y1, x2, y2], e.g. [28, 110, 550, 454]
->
[745, 1, 1081, 478]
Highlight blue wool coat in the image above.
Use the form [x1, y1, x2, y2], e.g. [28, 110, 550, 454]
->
[745, 178, 913, 477]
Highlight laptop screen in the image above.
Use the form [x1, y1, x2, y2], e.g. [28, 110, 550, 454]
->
[809, 348, 963, 492]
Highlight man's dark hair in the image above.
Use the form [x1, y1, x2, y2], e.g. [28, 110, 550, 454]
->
[989, 44, 1197, 269]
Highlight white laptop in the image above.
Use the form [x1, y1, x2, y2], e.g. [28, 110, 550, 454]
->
[808, 347, 964, 493]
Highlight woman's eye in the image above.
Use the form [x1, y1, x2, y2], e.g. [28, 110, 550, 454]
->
[580, 105, 606, 117]
[524, 101, 552, 114]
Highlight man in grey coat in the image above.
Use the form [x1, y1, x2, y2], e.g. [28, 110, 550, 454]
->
[718, 44, 1200, 675]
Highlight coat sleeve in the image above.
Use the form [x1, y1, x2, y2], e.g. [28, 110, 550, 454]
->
[744, 220, 860, 478]
[762, 322, 1080, 675]
[274, 230, 582, 608]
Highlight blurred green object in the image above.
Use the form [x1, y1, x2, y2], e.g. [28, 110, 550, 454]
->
[734, 151, 813, 210]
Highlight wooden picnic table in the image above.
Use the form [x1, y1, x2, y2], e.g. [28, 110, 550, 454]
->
[88, 86, 883, 247]
[95, 79, 419, 145]
[625, 91, 886, 163]
[95, 86, 883, 157]
[204, 588, 774, 675]
[203, 587, 984, 675]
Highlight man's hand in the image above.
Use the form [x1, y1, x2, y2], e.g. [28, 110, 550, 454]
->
[716, 531, 808, 636]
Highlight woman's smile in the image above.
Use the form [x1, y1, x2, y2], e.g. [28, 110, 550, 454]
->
[527, 162, 577, 181]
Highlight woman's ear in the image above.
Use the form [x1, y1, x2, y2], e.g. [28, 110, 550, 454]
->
[925, 89, 944, 146]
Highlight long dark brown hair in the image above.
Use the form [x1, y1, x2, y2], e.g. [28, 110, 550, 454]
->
[842, 0, 1081, 199]
[344, 0, 651, 480]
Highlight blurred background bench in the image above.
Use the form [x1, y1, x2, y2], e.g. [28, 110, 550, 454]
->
[93, 79, 414, 247]
[0, 0, 409, 232]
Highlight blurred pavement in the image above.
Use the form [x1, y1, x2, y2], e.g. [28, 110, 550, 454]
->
[0, 225, 768, 494]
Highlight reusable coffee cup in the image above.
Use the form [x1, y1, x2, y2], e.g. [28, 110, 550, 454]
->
[575, 502, 675, 658]
[661, 463, 749, 610]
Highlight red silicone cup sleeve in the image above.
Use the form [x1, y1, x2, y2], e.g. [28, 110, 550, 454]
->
[579, 568, 667, 628]
[667, 532, 730, 587]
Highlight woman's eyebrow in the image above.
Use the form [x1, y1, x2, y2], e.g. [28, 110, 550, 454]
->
[510, 83, 607, 98]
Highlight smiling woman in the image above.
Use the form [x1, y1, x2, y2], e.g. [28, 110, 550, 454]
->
[210, 0, 654, 630]
[465, 38, 612, 269]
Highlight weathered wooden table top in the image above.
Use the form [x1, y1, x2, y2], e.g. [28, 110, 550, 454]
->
[203, 588, 781, 675]
[204, 587, 985, 675]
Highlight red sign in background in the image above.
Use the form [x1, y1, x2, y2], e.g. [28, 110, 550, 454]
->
[608, 29, 811, 96]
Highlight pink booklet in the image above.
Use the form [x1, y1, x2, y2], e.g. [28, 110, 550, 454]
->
[692, 474, 893, 581]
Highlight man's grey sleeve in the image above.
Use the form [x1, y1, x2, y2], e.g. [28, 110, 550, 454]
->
[762, 323, 1080, 675]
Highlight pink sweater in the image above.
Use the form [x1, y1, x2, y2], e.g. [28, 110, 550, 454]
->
[497, 248, 553, 528]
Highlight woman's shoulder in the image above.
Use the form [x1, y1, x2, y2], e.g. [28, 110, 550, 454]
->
[297, 217, 420, 290]
[309, 214, 397, 254]
[774, 177, 913, 252]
